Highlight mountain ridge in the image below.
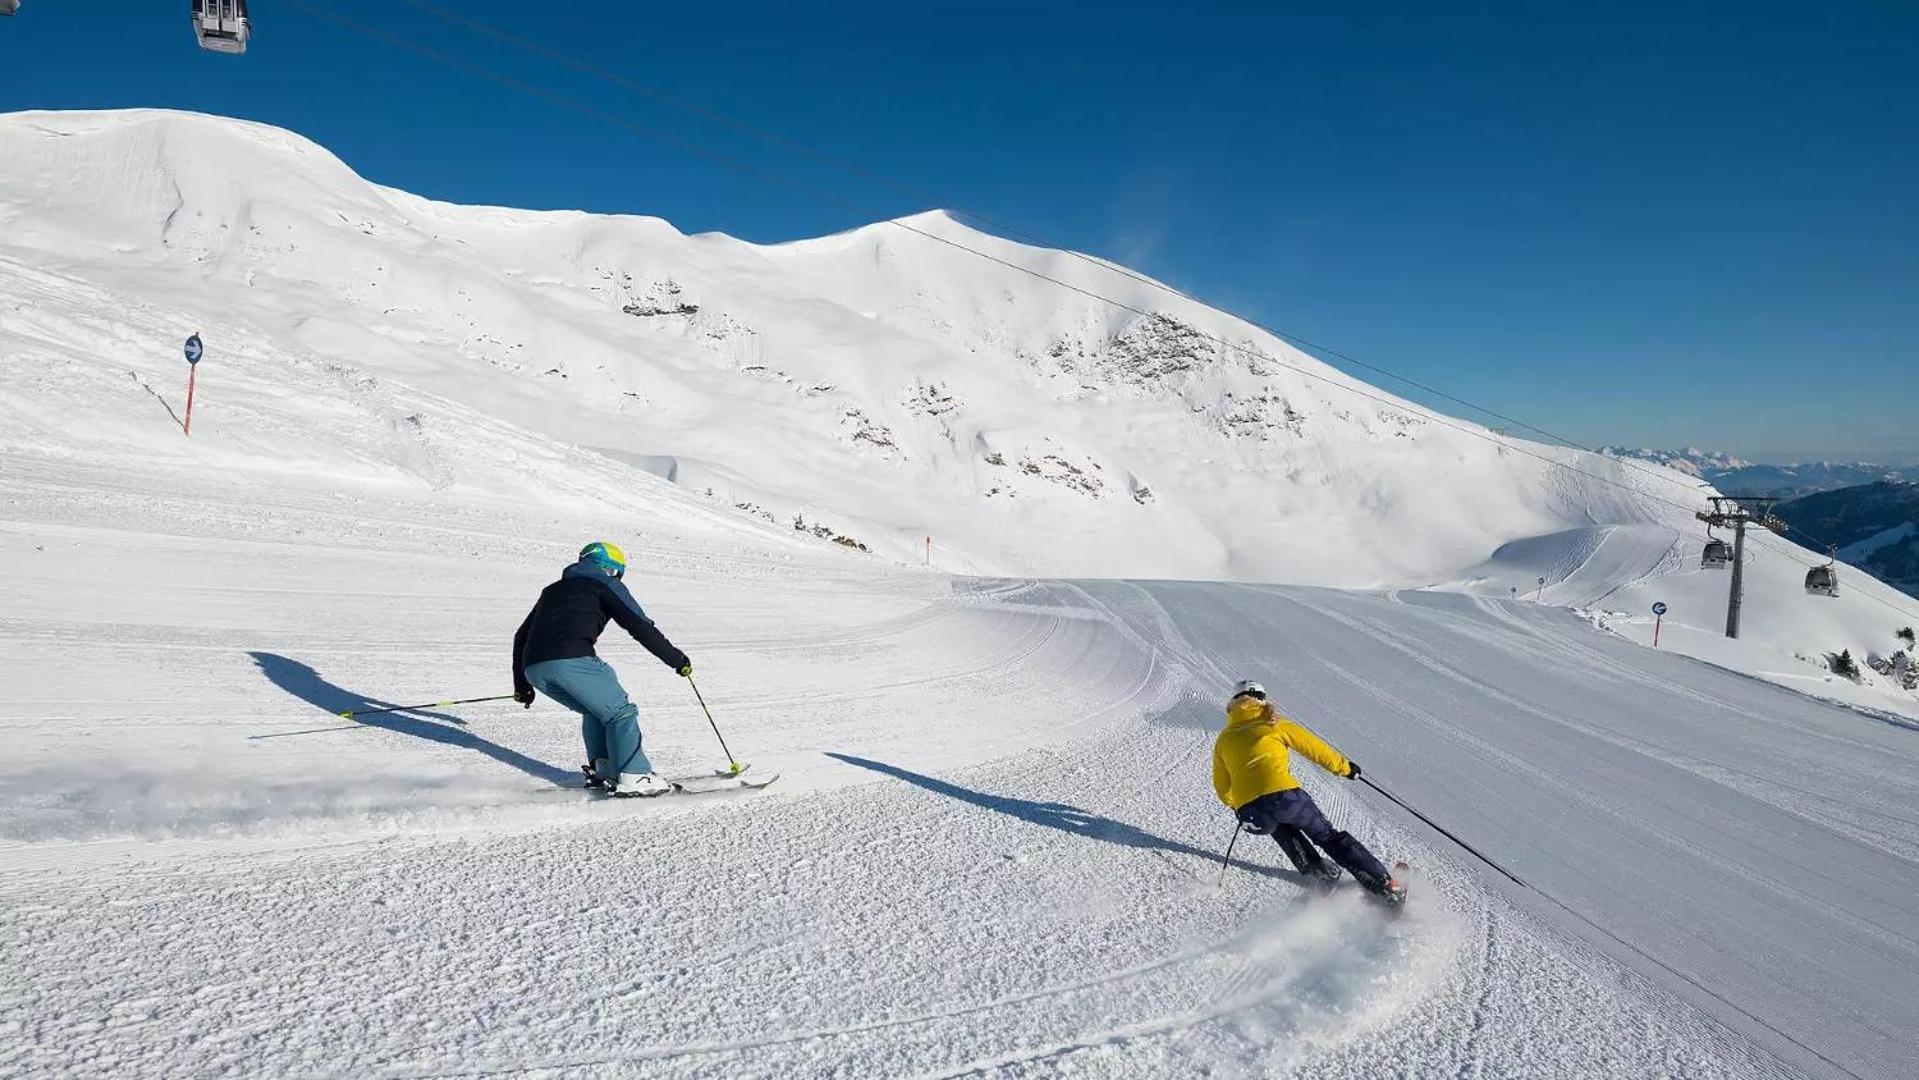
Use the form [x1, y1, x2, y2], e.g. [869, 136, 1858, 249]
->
[1602, 446, 1919, 497]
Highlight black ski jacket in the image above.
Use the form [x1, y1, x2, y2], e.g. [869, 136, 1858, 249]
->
[512, 561, 689, 695]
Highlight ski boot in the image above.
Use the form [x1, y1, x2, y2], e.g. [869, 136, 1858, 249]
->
[1379, 871, 1408, 908]
[581, 764, 611, 792]
[1354, 865, 1407, 908]
[1309, 866, 1343, 895]
[610, 772, 672, 799]
[1362, 863, 1410, 910]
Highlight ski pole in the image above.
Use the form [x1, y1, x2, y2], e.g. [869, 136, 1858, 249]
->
[1359, 776, 1528, 889]
[335, 694, 517, 720]
[1216, 823, 1242, 887]
[684, 674, 743, 775]
[248, 723, 365, 741]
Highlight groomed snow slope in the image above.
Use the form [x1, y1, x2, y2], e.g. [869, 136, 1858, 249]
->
[4, 228, 1918, 1079]
[6, 458, 1916, 1078]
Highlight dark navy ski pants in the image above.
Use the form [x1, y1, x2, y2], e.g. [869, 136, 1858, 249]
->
[1237, 788, 1389, 886]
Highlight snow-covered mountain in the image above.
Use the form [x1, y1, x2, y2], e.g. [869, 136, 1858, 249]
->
[4, 108, 1916, 715]
[1, 108, 1690, 586]
[1598, 446, 1753, 478]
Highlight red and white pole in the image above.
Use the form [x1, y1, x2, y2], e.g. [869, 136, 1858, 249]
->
[182, 332, 204, 437]
[183, 363, 198, 437]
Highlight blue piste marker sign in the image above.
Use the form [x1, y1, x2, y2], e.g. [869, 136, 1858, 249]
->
[182, 333, 204, 436]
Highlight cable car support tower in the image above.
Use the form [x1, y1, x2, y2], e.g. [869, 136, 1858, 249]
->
[1696, 496, 1777, 639]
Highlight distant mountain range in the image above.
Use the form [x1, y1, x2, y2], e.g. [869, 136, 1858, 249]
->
[1599, 447, 1919, 498]
[1772, 480, 1919, 602]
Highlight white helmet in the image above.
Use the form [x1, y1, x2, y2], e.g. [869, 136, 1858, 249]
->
[1232, 679, 1267, 701]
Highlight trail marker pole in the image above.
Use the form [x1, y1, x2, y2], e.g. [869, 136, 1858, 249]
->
[1534, 576, 1545, 601]
[182, 333, 204, 436]
[1652, 601, 1667, 647]
[925, 536, 932, 568]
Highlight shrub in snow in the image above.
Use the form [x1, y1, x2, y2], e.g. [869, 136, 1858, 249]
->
[790, 512, 869, 552]
[838, 408, 899, 455]
[1828, 649, 1862, 681]
[1898, 626, 1916, 648]
[1891, 650, 1918, 691]
[904, 382, 959, 417]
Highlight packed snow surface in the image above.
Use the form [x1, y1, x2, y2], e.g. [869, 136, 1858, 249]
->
[5, 108, 1919, 1077]
[5, 456, 1916, 1078]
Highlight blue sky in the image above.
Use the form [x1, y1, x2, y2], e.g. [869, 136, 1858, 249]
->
[4, 2, 1915, 461]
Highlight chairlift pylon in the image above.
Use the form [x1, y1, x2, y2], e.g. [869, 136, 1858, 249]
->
[1805, 547, 1839, 598]
[191, 0, 249, 54]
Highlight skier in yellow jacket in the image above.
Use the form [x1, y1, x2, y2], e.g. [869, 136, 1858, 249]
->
[1214, 680, 1404, 900]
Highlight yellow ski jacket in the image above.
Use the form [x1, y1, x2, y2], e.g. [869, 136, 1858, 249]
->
[1211, 697, 1353, 810]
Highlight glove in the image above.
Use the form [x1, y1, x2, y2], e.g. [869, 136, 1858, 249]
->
[1346, 761, 1362, 781]
[514, 688, 535, 708]
[677, 664, 692, 678]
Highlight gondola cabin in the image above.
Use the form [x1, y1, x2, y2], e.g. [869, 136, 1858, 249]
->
[1805, 564, 1839, 598]
[1702, 538, 1731, 569]
[192, 0, 249, 54]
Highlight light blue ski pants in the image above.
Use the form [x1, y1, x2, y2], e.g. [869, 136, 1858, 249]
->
[524, 657, 653, 777]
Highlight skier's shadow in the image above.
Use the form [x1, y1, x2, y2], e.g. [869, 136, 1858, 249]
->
[826, 752, 1302, 883]
[247, 651, 574, 788]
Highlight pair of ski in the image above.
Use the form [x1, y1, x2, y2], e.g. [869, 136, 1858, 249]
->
[580, 763, 780, 799]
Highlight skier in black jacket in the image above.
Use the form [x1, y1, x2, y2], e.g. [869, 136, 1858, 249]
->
[513, 542, 690, 797]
